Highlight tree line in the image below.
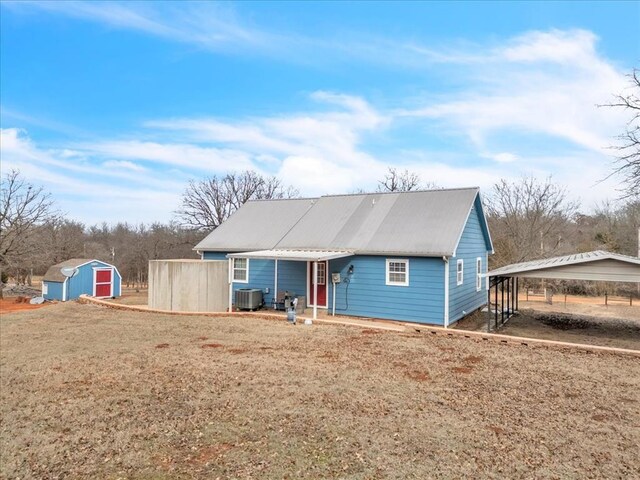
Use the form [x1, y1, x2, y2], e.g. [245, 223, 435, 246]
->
[3, 68, 638, 294]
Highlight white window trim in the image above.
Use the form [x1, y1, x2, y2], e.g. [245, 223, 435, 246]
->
[42, 283, 48, 295]
[457, 259, 464, 286]
[386, 258, 409, 287]
[476, 257, 482, 291]
[233, 258, 249, 283]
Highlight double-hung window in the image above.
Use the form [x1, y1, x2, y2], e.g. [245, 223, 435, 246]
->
[476, 257, 482, 291]
[456, 259, 464, 286]
[386, 259, 409, 286]
[233, 258, 249, 283]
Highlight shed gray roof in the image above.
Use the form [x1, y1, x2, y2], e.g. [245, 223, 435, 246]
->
[195, 187, 491, 257]
[43, 258, 95, 283]
[487, 250, 640, 282]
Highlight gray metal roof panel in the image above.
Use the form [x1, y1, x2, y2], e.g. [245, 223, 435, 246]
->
[194, 198, 317, 251]
[276, 188, 479, 256]
[487, 250, 640, 277]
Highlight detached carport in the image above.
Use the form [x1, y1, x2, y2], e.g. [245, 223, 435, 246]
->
[486, 250, 640, 331]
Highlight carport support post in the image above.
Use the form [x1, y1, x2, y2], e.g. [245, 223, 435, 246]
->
[313, 261, 318, 321]
[494, 279, 498, 330]
[515, 277, 519, 311]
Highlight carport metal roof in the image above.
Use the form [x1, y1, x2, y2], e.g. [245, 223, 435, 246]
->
[487, 250, 640, 282]
[226, 249, 354, 262]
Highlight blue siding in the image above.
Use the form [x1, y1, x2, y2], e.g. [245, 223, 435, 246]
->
[327, 256, 446, 325]
[274, 260, 306, 299]
[43, 281, 64, 301]
[448, 198, 490, 323]
[234, 259, 275, 306]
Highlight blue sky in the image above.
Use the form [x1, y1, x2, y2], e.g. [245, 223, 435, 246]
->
[1, 1, 638, 223]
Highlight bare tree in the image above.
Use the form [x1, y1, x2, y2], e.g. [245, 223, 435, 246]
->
[377, 167, 421, 192]
[601, 68, 640, 199]
[0, 170, 59, 295]
[175, 170, 299, 230]
[485, 176, 579, 267]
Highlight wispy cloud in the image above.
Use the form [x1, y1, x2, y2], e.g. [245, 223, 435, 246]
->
[9, 1, 279, 54]
[398, 29, 628, 155]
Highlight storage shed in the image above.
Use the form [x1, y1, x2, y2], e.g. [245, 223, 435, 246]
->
[42, 258, 122, 301]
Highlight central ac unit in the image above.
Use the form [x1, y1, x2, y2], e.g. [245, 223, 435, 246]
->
[235, 288, 263, 310]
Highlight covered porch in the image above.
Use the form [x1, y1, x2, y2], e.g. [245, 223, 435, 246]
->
[227, 249, 354, 320]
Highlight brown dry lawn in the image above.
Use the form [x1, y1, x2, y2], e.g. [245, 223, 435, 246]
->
[1, 303, 639, 479]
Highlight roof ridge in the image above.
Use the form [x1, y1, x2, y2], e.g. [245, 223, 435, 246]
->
[318, 186, 480, 199]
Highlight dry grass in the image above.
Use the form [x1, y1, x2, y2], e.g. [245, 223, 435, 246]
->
[1, 303, 639, 479]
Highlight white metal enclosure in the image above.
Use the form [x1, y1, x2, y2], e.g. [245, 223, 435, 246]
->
[148, 259, 229, 312]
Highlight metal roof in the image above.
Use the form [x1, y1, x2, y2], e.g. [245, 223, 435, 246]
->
[195, 188, 491, 257]
[487, 250, 640, 282]
[193, 198, 317, 252]
[227, 249, 354, 262]
[43, 258, 99, 283]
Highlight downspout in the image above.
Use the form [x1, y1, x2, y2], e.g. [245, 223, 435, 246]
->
[443, 256, 450, 328]
[62, 277, 68, 302]
[228, 257, 233, 313]
[313, 261, 318, 321]
[274, 259, 278, 308]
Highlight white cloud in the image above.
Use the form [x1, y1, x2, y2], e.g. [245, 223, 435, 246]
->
[102, 160, 145, 172]
[400, 29, 628, 156]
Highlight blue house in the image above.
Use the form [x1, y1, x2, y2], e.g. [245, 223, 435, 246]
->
[42, 258, 122, 301]
[194, 188, 493, 326]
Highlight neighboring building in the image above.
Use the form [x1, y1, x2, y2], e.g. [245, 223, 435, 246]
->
[194, 188, 493, 326]
[42, 258, 122, 301]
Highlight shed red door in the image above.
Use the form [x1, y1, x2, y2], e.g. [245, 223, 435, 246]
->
[308, 261, 327, 307]
[95, 269, 112, 297]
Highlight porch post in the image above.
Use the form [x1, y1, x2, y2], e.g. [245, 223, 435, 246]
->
[228, 257, 233, 313]
[274, 259, 278, 308]
[313, 261, 318, 320]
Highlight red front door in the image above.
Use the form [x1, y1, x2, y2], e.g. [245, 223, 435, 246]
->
[308, 261, 327, 307]
[95, 269, 112, 297]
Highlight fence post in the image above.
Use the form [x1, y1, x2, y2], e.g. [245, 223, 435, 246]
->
[605, 293, 608, 306]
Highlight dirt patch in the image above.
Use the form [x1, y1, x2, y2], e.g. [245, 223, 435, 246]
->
[196, 336, 208, 341]
[228, 347, 249, 355]
[538, 313, 591, 330]
[405, 370, 430, 382]
[592, 414, 608, 422]
[155, 343, 170, 349]
[438, 346, 455, 352]
[464, 355, 484, 364]
[452, 366, 473, 374]
[192, 443, 233, 464]
[201, 343, 223, 349]
[0, 298, 51, 313]
[361, 329, 383, 335]
[487, 425, 506, 435]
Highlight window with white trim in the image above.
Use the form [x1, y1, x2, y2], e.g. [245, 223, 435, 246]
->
[42, 283, 48, 295]
[476, 257, 482, 291]
[386, 259, 409, 286]
[233, 258, 249, 283]
[316, 262, 326, 285]
[456, 259, 464, 285]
